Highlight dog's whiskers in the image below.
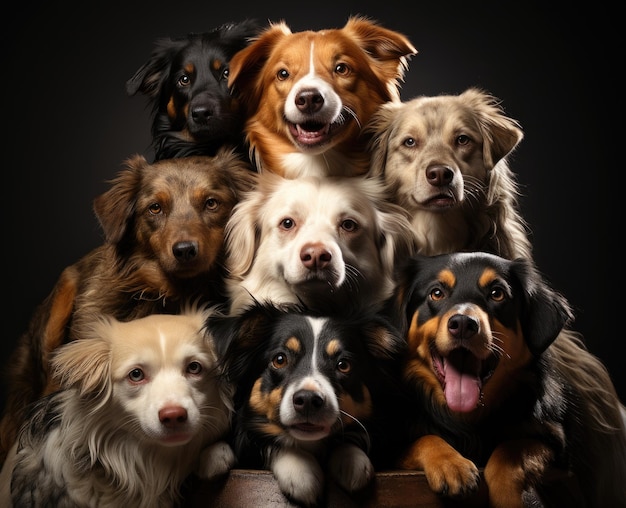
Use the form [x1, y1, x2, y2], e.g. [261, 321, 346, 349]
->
[132, 288, 167, 304]
[489, 332, 510, 360]
[338, 409, 371, 454]
[341, 106, 361, 130]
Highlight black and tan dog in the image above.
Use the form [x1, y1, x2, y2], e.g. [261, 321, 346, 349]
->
[0, 149, 257, 464]
[206, 303, 406, 507]
[126, 19, 261, 161]
[388, 251, 626, 508]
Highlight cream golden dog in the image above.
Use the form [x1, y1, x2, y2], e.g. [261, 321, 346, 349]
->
[367, 87, 530, 259]
[0, 309, 235, 508]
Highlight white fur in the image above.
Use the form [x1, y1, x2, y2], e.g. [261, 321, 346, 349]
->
[0, 309, 234, 508]
[224, 173, 416, 315]
[272, 448, 324, 506]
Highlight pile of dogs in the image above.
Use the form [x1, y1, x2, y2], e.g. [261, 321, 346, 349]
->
[0, 16, 624, 508]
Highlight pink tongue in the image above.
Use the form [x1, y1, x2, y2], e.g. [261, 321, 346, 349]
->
[443, 349, 481, 412]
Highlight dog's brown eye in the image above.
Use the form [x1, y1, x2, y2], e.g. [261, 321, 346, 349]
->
[334, 63, 350, 76]
[187, 361, 203, 375]
[272, 353, 288, 369]
[456, 134, 471, 146]
[277, 69, 289, 80]
[221, 68, 229, 81]
[279, 218, 295, 230]
[128, 368, 145, 382]
[337, 359, 351, 373]
[403, 137, 416, 148]
[429, 287, 445, 301]
[177, 74, 191, 87]
[205, 198, 218, 210]
[341, 219, 358, 232]
[490, 287, 506, 302]
[149, 203, 162, 215]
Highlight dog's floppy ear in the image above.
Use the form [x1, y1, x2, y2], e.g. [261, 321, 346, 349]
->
[206, 304, 279, 382]
[363, 315, 407, 361]
[343, 16, 417, 101]
[510, 257, 574, 355]
[50, 320, 113, 404]
[365, 102, 401, 177]
[370, 187, 417, 277]
[383, 254, 426, 337]
[227, 21, 292, 108]
[223, 175, 283, 278]
[461, 87, 524, 169]
[125, 37, 189, 98]
[215, 18, 263, 47]
[93, 155, 146, 244]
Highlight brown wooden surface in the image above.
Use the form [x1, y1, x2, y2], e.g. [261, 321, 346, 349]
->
[184, 468, 583, 507]
[185, 469, 479, 507]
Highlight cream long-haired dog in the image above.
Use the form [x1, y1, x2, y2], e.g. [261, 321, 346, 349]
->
[224, 173, 417, 315]
[366, 87, 530, 259]
[0, 308, 235, 508]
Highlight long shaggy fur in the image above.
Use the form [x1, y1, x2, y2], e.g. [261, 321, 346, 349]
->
[228, 16, 416, 178]
[366, 87, 530, 259]
[0, 309, 235, 507]
[223, 172, 417, 315]
[0, 150, 257, 463]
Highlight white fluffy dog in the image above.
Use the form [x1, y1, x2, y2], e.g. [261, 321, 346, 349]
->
[0, 308, 234, 508]
[224, 173, 417, 315]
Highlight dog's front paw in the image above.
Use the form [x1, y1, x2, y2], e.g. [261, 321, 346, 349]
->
[423, 454, 480, 497]
[197, 440, 236, 479]
[401, 436, 480, 497]
[272, 449, 324, 507]
[328, 443, 374, 492]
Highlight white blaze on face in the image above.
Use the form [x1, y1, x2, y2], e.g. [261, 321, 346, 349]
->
[279, 316, 339, 439]
[283, 42, 343, 125]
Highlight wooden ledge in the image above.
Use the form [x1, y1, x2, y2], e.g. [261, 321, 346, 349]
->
[184, 468, 583, 507]
[184, 469, 464, 507]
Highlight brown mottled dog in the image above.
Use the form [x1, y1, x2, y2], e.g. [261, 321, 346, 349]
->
[0, 149, 257, 463]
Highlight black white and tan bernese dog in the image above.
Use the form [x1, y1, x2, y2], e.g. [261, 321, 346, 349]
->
[206, 303, 406, 507]
[387, 251, 626, 508]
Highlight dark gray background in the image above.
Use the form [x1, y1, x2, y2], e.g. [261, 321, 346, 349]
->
[1, 1, 618, 406]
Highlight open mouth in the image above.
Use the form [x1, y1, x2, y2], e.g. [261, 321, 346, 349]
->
[286, 109, 354, 149]
[432, 346, 497, 412]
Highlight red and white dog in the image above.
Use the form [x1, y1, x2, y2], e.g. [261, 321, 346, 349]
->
[227, 16, 416, 178]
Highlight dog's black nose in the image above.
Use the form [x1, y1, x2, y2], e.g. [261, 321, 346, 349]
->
[293, 389, 324, 415]
[448, 314, 479, 340]
[173, 241, 199, 262]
